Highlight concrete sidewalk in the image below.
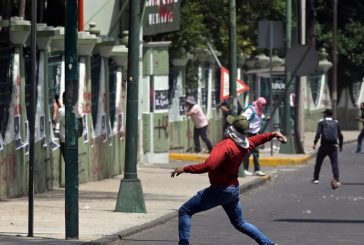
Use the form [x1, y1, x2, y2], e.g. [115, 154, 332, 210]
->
[0, 130, 358, 244]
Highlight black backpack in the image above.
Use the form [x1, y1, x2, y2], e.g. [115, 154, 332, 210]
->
[322, 119, 338, 141]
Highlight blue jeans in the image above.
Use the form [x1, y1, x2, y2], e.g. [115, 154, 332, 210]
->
[178, 185, 274, 245]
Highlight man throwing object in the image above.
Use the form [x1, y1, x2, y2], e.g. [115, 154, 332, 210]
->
[171, 115, 286, 245]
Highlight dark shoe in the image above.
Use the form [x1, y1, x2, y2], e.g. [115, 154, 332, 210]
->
[331, 179, 341, 190]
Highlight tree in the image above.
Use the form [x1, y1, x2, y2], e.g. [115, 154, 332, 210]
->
[315, 0, 364, 99]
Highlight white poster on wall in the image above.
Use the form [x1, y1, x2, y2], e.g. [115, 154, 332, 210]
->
[113, 69, 123, 138]
[35, 52, 46, 143]
[0, 132, 4, 151]
[82, 114, 89, 143]
[78, 58, 86, 115]
[117, 112, 124, 139]
[59, 56, 65, 105]
[5, 53, 21, 144]
[24, 120, 29, 155]
[49, 120, 60, 151]
[101, 114, 107, 143]
[169, 70, 184, 122]
[94, 59, 108, 143]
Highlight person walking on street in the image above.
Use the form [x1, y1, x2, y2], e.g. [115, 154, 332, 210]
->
[185, 96, 213, 153]
[55, 93, 66, 159]
[353, 102, 364, 153]
[171, 114, 286, 245]
[242, 97, 271, 176]
[312, 108, 344, 189]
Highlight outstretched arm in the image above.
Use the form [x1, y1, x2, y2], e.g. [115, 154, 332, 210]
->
[248, 131, 287, 150]
[273, 131, 288, 143]
[171, 167, 184, 178]
[171, 142, 229, 177]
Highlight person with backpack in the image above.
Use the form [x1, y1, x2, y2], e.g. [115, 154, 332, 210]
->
[241, 97, 271, 176]
[312, 108, 344, 189]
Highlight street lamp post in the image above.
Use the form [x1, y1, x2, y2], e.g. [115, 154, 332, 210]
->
[64, 0, 79, 239]
[280, 0, 296, 153]
[115, 0, 146, 213]
[229, 0, 237, 115]
[332, 0, 338, 117]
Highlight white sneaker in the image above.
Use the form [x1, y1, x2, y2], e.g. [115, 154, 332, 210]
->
[244, 170, 253, 176]
[254, 170, 266, 176]
[312, 179, 319, 184]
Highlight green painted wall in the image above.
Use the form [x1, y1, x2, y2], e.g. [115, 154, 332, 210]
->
[143, 48, 169, 75]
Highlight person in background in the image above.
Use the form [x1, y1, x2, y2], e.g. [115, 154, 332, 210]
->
[217, 100, 230, 133]
[185, 96, 213, 153]
[242, 97, 271, 176]
[52, 94, 60, 124]
[55, 93, 65, 158]
[171, 114, 285, 245]
[353, 102, 364, 153]
[312, 108, 343, 189]
[218, 99, 244, 134]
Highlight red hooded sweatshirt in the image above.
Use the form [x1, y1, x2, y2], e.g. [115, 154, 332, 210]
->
[183, 132, 274, 187]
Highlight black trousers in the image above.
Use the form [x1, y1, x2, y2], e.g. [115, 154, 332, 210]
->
[243, 133, 260, 172]
[60, 142, 65, 160]
[313, 144, 339, 181]
[193, 125, 213, 153]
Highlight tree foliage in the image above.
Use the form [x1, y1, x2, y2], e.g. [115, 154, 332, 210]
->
[315, 0, 364, 91]
[159, 0, 364, 93]
[162, 0, 288, 66]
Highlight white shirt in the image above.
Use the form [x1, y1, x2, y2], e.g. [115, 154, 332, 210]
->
[242, 106, 265, 134]
[189, 104, 208, 129]
[55, 107, 65, 143]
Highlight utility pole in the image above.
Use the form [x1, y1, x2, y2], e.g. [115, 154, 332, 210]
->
[115, 0, 146, 213]
[332, 0, 338, 117]
[64, 0, 79, 239]
[294, 0, 306, 153]
[228, 0, 237, 115]
[28, 0, 37, 237]
[281, 0, 295, 153]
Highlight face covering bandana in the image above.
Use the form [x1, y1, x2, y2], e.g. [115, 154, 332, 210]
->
[224, 125, 249, 149]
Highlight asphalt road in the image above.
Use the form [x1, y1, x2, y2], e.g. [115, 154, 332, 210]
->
[114, 142, 364, 245]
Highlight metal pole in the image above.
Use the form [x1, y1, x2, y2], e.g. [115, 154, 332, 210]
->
[284, 0, 292, 136]
[294, 0, 306, 153]
[115, 0, 146, 213]
[332, 0, 338, 117]
[78, 0, 84, 31]
[28, 0, 37, 237]
[65, 0, 79, 239]
[280, 0, 296, 153]
[229, 0, 237, 115]
[269, 22, 273, 156]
